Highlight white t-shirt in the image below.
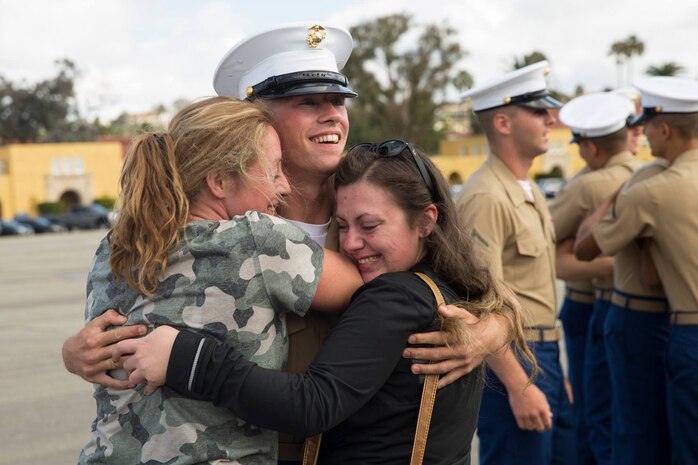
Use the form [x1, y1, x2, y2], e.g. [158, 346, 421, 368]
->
[517, 180, 535, 202]
[283, 217, 331, 247]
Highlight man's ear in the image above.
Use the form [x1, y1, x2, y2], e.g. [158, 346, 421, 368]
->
[492, 112, 512, 135]
[659, 121, 672, 140]
[589, 141, 601, 158]
[419, 204, 439, 238]
[205, 171, 228, 199]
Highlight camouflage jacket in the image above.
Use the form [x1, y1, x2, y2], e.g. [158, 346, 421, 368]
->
[78, 212, 323, 465]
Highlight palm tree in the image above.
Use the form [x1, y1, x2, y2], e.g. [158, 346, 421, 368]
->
[608, 35, 645, 86]
[512, 51, 547, 70]
[624, 35, 645, 82]
[452, 70, 475, 136]
[452, 70, 474, 93]
[646, 62, 685, 76]
[608, 41, 628, 87]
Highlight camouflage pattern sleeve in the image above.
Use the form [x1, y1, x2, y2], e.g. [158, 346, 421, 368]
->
[84, 237, 142, 323]
[246, 212, 324, 318]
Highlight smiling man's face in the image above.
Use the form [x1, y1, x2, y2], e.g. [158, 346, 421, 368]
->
[266, 93, 349, 180]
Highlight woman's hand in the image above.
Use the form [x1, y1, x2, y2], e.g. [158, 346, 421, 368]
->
[62, 309, 147, 388]
[113, 326, 179, 395]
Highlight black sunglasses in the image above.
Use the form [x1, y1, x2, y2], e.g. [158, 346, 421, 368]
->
[348, 140, 437, 200]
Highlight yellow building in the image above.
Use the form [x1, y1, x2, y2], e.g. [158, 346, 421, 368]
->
[0, 141, 123, 219]
[432, 127, 655, 185]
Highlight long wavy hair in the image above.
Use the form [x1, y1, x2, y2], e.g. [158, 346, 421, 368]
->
[335, 142, 537, 374]
[109, 97, 276, 296]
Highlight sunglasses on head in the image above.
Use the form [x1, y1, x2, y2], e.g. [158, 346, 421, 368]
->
[348, 140, 437, 200]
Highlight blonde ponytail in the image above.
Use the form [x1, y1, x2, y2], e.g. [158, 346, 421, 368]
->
[109, 133, 189, 296]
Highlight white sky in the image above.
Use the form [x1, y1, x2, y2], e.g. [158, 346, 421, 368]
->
[1, 0, 696, 121]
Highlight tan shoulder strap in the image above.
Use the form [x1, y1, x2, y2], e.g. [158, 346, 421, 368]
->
[302, 433, 322, 465]
[411, 272, 444, 465]
[302, 272, 445, 465]
[414, 272, 446, 307]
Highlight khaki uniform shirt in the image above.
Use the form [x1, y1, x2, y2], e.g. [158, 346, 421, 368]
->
[612, 159, 668, 297]
[593, 149, 698, 310]
[549, 151, 641, 291]
[457, 155, 557, 327]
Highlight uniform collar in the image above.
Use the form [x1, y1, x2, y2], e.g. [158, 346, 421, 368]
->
[486, 154, 531, 207]
[672, 148, 698, 165]
[604, 150, 635, 168]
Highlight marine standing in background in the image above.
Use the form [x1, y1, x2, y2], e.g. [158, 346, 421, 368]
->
[569, 89, 671, 465]
[549, 92, 642, 465]
[602, 156, 670, 465]
[575, 76, 698, 465]
[458, 61, 577, 465]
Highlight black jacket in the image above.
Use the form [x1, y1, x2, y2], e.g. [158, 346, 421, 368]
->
[166, 263, 483, 465]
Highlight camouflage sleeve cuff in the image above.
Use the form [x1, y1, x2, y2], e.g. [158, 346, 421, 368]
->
[166, 330, 208, 398]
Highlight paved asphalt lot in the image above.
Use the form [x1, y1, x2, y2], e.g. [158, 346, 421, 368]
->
[0, 230, 105, 465]
[0, 229, 566, 465]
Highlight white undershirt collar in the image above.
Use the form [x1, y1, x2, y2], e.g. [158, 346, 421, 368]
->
[282, 217, 331, 247]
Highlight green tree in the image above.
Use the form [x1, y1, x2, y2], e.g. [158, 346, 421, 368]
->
[512, 51, 547, 70]
[453, 70, 474, 94]
[0, 59, 90, 143]
[343, 14, 470, 152]
[645, 61, 685, 76]
[624, 35, 645, 82]
[608, 35, 645, 86]
[450, 70, 476, 136]
[608, 40, 628, 87]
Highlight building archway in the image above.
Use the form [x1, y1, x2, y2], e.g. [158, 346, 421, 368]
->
[59, 190, 81, 211]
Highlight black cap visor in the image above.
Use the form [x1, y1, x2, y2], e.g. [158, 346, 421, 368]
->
[518, 93, 563, 109]
[630, 107, 660, 126]
[249, 70, 357, 100]
[259, 82, 357, 99]
[477, 90, 562, 112]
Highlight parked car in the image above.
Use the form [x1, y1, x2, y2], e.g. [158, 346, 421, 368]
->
[14, 213, 68, 233]
[536, 177, 566, 199]
[0, 219, 35, 236]
[43, 203, 113, 230]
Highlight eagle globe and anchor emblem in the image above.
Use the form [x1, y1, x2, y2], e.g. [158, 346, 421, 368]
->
[306, 24, 326, 48]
